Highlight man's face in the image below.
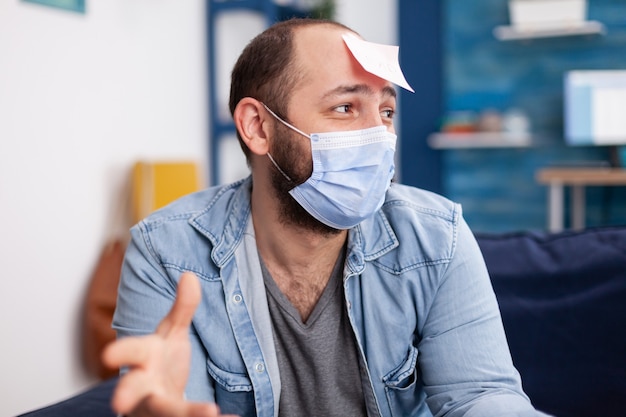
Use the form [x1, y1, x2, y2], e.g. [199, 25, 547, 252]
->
[267, 24, 397, 232]
[284, 25, 397, 136]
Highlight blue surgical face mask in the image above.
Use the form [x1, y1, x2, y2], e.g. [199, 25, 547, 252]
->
[263, 104, 397, 229]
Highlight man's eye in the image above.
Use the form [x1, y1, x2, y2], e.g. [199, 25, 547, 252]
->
[334, 104, 351, 113]
[381, 109, 395, 119]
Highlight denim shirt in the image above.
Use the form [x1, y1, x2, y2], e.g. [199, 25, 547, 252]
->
[113, 177, 548, 417]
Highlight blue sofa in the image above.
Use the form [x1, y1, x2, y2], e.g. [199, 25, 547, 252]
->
[17, 226, 626, 417]
[476, 226, 626, 416]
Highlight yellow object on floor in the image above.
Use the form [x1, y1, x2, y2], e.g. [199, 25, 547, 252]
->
[132, 161, 201, 224]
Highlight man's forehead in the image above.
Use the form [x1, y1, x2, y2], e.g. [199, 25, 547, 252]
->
[342, 33, 414, 93]
[285, 26, 403, 107]
[293, 25, 413, 93]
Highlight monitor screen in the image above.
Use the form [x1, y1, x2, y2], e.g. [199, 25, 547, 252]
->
[564, 70, 626, 146]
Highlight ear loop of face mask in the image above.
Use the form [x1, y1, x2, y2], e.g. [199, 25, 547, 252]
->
[262, 103, 310, 184]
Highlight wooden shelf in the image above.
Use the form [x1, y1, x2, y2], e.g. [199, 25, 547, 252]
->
[493, 20, 605, 41]
[427, 132, 533, 149]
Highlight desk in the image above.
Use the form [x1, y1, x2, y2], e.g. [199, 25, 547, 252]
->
[536, 168, 626, 232]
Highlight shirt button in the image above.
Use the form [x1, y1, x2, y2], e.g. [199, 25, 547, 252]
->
[233, 293, 243, 304]
[255, 362, 265, 373]
[347, 301, 352, 310]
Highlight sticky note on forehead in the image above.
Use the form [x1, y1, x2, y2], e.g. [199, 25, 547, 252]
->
[342, 33, 414, 93]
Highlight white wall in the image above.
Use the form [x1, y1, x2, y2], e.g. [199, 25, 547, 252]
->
[335, 0, 397, 45]
[0, 1, 395, 415]
[0, 1, 208, 415]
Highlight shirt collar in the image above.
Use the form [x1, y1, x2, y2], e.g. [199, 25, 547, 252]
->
[189, 176, 398, 268]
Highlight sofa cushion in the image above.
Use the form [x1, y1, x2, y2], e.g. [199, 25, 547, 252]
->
[476, 226, 626, 417]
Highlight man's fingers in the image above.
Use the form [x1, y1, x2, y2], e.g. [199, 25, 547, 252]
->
[102, 334, 157, 370]
[110, 371, 155, 415]
[112, 372, 235, 417]
[158, 272, 202, 335]
[102, 272, 209, 417]
[112, 373, 236, 417]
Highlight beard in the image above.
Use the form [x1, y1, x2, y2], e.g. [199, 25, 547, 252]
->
[268, 123, 342, 237]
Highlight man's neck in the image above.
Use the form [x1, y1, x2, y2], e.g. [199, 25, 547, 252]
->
[251, 184, 347, 322]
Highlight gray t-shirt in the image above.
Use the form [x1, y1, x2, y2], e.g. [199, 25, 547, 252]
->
[260, 253, 371, 417]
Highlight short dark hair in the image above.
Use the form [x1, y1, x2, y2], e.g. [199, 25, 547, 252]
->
[228, 18, 354, 161]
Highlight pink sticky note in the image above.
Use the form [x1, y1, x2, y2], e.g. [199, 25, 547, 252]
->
[342, 33, 414, 93]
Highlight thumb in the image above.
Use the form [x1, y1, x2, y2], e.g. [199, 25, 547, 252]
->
[158, 272, 202, 334]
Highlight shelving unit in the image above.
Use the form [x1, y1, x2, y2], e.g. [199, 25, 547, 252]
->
[493, 20, 605, 41]
[206, 0, 315, 185]
[427, 132, 534, 149]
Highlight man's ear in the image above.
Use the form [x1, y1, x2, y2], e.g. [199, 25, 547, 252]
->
[233, 98, 271, 156]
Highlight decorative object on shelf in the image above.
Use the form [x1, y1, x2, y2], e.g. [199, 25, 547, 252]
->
[510, 0, 586, 29]
[430, 108, 533, 149]
[440, 111, 478, 133]
[493, 0, 605, 40]
[502, 108, 530, 135]
[22, 0, 85, 13]
[477, 109, 503, 133]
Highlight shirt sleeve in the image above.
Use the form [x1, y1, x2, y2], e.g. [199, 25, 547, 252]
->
[417, 218, 552, 417]
[111, 222, 216, 403]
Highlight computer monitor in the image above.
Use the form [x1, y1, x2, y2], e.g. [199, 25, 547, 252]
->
[564, 70, 626, 147]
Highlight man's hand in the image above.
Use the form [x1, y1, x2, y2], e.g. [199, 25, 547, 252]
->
[102, 272, 236, 417]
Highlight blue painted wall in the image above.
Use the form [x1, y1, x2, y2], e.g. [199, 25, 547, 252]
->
[398, 0, 443, 193]
[441, 0, 626, 232]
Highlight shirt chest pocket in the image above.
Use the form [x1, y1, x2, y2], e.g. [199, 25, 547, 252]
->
[207, 359, 255, 417]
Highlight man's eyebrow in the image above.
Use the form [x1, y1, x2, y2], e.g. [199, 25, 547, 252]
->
[321, 84, 397, 100]
[382, 85, 397, 99]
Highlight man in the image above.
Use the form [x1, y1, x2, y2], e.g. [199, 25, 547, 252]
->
[104, 18, 550, 417]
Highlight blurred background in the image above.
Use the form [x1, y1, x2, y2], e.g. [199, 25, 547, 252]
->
[1, 0, 625, 415]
